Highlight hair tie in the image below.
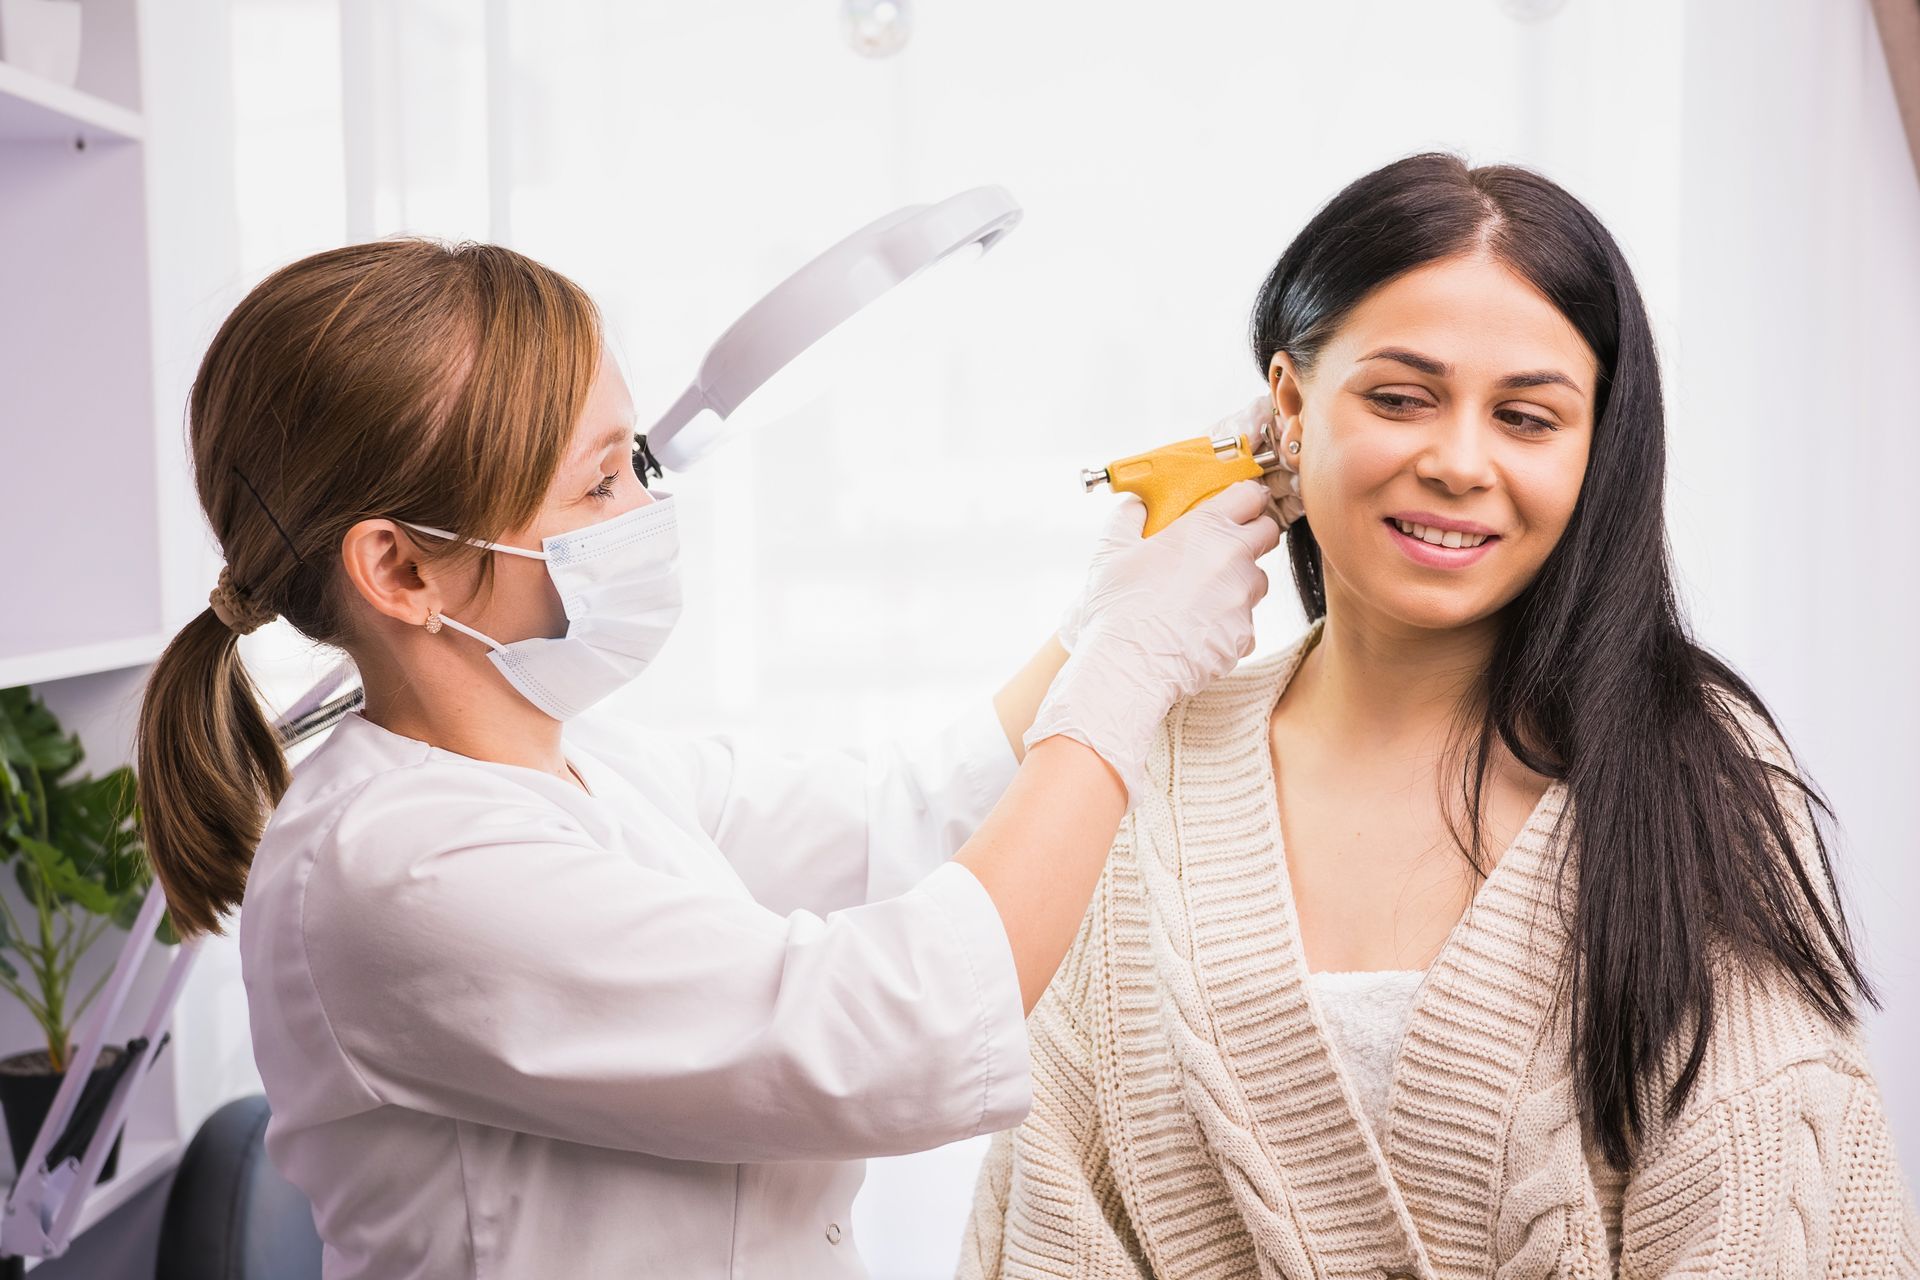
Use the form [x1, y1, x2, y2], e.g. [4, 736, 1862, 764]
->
[208, 564, 277, 635]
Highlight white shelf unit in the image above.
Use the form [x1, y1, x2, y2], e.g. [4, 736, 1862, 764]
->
[0, 0, 168, 690]
[1, 0, 215, 1265]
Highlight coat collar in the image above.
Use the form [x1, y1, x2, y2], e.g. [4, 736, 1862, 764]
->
[1093, 622, 1577, 1280]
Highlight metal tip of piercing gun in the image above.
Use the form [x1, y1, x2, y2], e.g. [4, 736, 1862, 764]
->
[1080, 425, 1281, 537]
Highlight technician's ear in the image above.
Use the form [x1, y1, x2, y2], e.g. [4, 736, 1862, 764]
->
[340, 519, 442, 630]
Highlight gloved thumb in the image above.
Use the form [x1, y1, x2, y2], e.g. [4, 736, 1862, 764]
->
[1101, 494, 1148, 541]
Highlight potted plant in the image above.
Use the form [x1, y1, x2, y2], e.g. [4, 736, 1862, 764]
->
[0, 684, 166, 1183]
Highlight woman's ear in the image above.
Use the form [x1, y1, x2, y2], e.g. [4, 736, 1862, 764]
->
[1267, 352, 1306, 460]
[340, 519, 439, 629]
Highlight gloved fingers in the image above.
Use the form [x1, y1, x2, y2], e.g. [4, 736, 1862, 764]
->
[1189, 478, 1270, 527]
[1262, 477, 1305, 531]
[1208, 395, 1276, 446]
[1238, 511, 1282, 559]
[1229, 557, 1267, 607]
[1099, 493, 1149, 542]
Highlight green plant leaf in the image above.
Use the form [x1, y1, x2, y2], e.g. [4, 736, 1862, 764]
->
[0, 687, 161, 1059]
[16, 835, 114, 915]
[0, 686, 82, 775]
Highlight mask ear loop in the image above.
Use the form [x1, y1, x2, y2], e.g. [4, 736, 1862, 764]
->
[396, 520, 548, 648]
[399, 520, 550, 560]
[430, 610, 509, 651]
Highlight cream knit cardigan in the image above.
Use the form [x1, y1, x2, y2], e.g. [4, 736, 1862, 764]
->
[959, 624, 1920, 1279]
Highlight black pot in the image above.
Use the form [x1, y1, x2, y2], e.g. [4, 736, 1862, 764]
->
[0, 1046, 125, 1184]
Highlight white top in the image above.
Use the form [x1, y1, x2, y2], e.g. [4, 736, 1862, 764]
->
[1304, 968, 1426, 1140]
[239, 701, 1030, 1280]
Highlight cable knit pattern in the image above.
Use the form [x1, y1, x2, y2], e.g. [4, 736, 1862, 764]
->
[959, 623, 1920, 1280]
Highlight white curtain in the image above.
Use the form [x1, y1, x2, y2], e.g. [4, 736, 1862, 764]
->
[226, 1, 1920, 1271]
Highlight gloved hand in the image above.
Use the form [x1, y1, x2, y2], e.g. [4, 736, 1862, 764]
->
[1213, 395, 1305, 532]
[1056, 399, 1301, 655]
[1029, 479, 1280, 809]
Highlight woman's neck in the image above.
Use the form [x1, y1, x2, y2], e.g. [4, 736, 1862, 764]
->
[1284, 587, 1499, 755]
[355, 651, 579, 788]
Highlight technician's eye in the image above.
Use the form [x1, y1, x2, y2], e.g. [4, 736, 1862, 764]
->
[589, 474, 619, 501]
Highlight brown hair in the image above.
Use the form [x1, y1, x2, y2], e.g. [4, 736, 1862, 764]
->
[135, 238, 603, 936]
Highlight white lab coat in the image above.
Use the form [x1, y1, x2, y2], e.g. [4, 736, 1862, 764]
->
[238, 701, 1032, 1280]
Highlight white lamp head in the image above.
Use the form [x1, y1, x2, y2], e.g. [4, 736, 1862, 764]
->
[641, 185, 1022, 471]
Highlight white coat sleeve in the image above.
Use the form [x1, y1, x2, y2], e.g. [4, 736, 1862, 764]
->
[573, 701, 1020, 918]
[300, 765, 1032, 1165]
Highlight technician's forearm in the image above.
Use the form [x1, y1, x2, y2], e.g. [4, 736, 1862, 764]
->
[991, 636, 1070, 761]
[955, 734, 1126, 1014]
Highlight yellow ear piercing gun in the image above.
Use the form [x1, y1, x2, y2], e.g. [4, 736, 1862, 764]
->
[1080, 404, 1291, 536]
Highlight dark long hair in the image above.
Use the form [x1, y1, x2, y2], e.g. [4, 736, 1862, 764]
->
[1250, 153, 1874, 1168]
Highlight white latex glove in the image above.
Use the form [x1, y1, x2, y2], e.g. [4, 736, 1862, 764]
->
[1213, 395, 1305, 531]
[1056, 399, 1301, 655]
[1028, 478, 1280, 809]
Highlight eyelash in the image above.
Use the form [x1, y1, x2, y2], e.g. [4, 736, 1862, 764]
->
[589, 439, 655, 501]
[1364, 391, 1558, 436]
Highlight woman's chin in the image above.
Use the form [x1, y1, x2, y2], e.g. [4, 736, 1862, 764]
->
[1336, 569, 1512, 635]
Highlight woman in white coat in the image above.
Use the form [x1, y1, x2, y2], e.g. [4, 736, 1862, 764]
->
[132, 238, 1284, 1278]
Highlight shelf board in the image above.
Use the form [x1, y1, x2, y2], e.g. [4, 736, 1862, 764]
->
[0, 61, 143, 144]
[15, 1137, 183, 1271]
[0, 633, 169, 691]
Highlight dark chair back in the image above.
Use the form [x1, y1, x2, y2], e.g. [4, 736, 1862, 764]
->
[155, 1094, 320, 1280]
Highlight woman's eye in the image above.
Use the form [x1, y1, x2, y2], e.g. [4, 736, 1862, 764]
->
[1496, 408, 1559, 435]
[1365, 392, 1429, 414]
[588, 474, 618, 500]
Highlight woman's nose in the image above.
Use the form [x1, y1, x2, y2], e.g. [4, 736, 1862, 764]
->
[1413, 414, 1498, 493]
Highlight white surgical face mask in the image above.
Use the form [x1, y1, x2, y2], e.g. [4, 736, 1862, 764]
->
[401, 494, 683, 721]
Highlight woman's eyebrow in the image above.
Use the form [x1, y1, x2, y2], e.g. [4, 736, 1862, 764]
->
[1358, 347, 1582, 394]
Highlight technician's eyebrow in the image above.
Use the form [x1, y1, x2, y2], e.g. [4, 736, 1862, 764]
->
[574, 423, 638, 467]
[1357, 347, 1582, 394]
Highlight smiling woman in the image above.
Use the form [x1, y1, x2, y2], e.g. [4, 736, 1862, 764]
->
[960, 152, 1919, 1279]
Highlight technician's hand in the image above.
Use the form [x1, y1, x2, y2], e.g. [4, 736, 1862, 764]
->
[1026, 479, 1279, 808]
[1054, 402, 1302, 653]
[1214, 396, 1305, 532]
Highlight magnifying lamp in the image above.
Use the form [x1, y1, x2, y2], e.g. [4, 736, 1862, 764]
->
[640, 184, 1022, 472]
[264, 185, 1024, 747]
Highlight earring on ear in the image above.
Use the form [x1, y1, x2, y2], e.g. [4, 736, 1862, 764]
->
[1273, 405, 1303, 457]
[425, 610, 443, 635]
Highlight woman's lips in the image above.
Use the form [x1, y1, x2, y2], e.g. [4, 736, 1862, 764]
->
[1384, 518, 1500, 568]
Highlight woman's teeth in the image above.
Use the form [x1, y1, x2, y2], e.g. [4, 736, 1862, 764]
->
[1392, 518, 1490, 549]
